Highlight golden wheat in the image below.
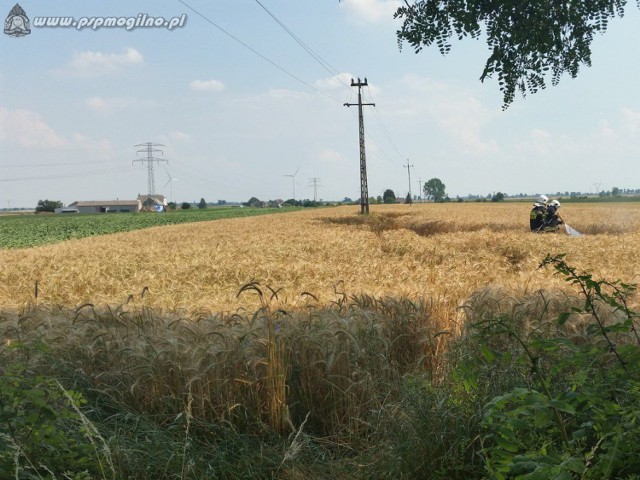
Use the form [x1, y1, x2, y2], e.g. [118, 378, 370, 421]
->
[1, 203, 639, 321]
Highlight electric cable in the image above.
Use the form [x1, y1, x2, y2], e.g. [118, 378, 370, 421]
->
[177, 0, 344, 104]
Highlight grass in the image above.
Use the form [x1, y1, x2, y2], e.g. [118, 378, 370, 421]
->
[0, 206, 301, 249]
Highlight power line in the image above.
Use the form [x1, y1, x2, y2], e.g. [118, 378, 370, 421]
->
[177, 0, 343, 104]
[177, 0, 409, 201]
[366, 84, 405, 161]
[0, 160, 120, 169]
[0, 168, 125, 182]
[253, 0, 351, 89]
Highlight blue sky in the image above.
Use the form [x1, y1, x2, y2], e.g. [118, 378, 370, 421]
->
[2, 0, 640, 208]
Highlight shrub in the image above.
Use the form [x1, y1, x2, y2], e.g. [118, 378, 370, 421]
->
[35, 199, 63, 213]
[0, 345, 113, 478]
[464, 255, 640, 479]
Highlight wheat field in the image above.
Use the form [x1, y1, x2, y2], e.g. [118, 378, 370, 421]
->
[1, 202, 639, 323]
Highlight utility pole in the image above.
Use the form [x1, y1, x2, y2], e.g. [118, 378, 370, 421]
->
[133, 142, 167, 196]
[308, 177, 322, 201]
[418, 178, 423, 203]
[344, 78, 375, 214]
[404, 159, 414, 205]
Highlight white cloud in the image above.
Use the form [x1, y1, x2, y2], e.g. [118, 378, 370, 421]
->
[516, 128, 555, 155]
[314, 73, 354, 90]
[84, 96, 157, 113]
[400, 74, 498, 156]
[155, 131, 193, 148]
[69, 133, 112, 153]
[0, 107, 114, 154]
[597, 119, 616, 139]
[0, 107, 67, 148]
[402, 74, 450, 95]
[60, 47, 143, 77]
[267, 88, 309, 101]
[620, 107, 640, 133]
[340, 0, 402, 23]
[168, 131, 191, 141]
[318, 148, 349, 166]
[189, 79, 225, 92]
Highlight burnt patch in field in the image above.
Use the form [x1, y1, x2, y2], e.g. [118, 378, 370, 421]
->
[402, 221, 521, 237]
[323, 214, 523, 237]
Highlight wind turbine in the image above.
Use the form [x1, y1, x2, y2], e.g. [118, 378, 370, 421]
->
[164, 170, 179, 203]
[284, 166, 300, 200]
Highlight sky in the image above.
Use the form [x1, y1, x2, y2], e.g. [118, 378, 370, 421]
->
[2, 0, 640, 208]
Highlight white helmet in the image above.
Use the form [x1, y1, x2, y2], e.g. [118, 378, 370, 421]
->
[550, 200, 560, 208]
[538, 195, 549, 204]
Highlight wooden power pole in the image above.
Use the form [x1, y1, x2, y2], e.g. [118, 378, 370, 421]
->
[344, 78, 375, 214]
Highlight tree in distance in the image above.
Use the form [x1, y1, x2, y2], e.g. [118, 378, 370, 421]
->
[198, 198, 207, 209]
[35, 199, 63, 213]
[491, 192, 506, 202]
[383, 189, 397, 204]
[423, 178, 446, 202]
[181, 202, 191, 210]
[244, 197, 263, 208]
[394, 0, 631, 108]
[405, 192, 413, 204]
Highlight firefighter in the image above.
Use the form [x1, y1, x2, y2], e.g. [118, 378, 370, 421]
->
[530, 195, 548, 232]
[543, 199, 564, 232]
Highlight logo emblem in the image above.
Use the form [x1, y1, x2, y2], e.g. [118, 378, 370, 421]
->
[4, 3, 31, 37]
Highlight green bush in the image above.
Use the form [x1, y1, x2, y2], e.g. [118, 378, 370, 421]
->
[0, 345, 113, 478]
[466, 255, 640, 479]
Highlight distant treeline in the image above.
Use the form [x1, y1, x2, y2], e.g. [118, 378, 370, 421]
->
[560, 195, 640, 202]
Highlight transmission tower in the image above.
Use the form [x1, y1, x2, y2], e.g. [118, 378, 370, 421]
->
[404, 159, 414, 204]
[344, 78, 375, 214]
[132, 142, 168, 196]
[418, 178, 423, 203]
[593, 182, 602, 195]
[308, 177, 322, 201]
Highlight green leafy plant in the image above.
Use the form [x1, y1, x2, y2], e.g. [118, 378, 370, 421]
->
[0, 344, 114, 479]
[469, 254, 640, 479]
[0, 206, 296, 249]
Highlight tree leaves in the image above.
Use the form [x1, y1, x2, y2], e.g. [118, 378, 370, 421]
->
[395, 0, 629, 108]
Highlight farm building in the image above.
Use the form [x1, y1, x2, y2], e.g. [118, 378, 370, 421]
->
[138, 194, 168, 212]
[54, 207, 80, 214]
[67, 200, 141, 213]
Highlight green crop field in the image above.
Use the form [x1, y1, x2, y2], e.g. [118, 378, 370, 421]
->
[0, 207, 299, 249]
